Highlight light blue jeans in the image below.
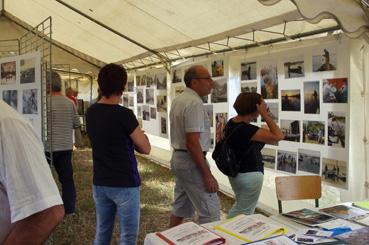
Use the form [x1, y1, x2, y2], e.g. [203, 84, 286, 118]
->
[228, 171, 263, 218]
[93, 185, 140, 245]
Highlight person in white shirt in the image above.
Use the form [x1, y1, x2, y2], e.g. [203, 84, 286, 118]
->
[0, 100, 64, 244]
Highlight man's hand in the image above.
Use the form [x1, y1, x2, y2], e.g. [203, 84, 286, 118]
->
[203, 174, 219, 193]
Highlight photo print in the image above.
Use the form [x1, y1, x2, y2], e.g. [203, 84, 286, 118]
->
[160, 116, 168, 138]
[328, 112, 346, 148]
[241, 62, 256, 80]
[138, 75, 146, 86]
[304, 81, 320, 114]
[303, 120, 325, 145]
[2, 89, 18, 110]
[1, 61, 16, 85]
[127, 78, 134, 92]
[146, 75, 154, 88]
[128, 96, 134, 107]
[20, 57, 36, 84]
[172, 69, 182, 83]
[313, 47, 337, 72]
[281, 89, 301, 111]
[280, 119, 300, 142]
[277, 150, 297, 174]
[323, 78, 348, 103]
[137, 105, 142, 118]
[261, 148, 276, 170]
[284, 60, 304, 78]
[215, 112, 227, 143]
[211, 77, 227, 103]
[157, 95, 167, 113]
[22, 89, 38, 114]
[150, 107, 156, 119]
[261, 102, 278, 123]
[202, 95, 208, 103]
[142, 105, 150, 121]
[204, 104, 214, 127]
[298, 148, 321, 174]
[211, 60, 224, 77]
[156, 72, 167, 90]
[136, 75, 142, 86]
[175, 86, 184, 96]
[322, 157, 347, 189]
[136, 88, 144, 104]
[137, 117, 143, 129]
[241, 81, 257, 93]
[122, 95, 129, 107]
[146, 88, 155, 105]
[260, 65, 278, 99]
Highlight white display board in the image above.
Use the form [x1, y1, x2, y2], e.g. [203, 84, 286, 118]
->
[0, 52, 42, 139]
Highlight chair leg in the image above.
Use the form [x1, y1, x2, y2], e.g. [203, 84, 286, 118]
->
[315, 199, 319, 208]
[278, 200, 282, 214]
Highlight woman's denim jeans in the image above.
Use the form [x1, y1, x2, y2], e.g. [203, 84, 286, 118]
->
[93, 185, 140, 245]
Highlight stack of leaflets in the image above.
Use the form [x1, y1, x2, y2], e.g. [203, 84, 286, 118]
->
[352, 199, 369, 211]
[247, 235, 297, 244]
[156, 222, 225, 245]
[282, 209, 337, 226]
[319, 204, 369, 221]
[336, 226, 369, 244]
[213, 214, 286, 243]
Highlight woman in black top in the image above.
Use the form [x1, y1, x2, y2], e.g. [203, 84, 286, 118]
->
[226, 92, 284, 218]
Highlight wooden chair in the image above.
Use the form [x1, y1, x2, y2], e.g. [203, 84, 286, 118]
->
[275, 176, 322, 214]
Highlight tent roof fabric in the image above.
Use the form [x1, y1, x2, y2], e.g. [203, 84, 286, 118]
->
[2, 0, 368, 69]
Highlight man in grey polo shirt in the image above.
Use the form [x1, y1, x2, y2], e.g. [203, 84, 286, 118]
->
[169, 65, 220, 227]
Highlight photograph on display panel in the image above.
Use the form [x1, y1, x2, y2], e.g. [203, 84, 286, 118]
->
[202, 95, 208, 103]
[136, 88, 144, 104]
[142, 105, 150, 121]
[322, 158, 347, 189]
[298, 148, 321, 174]
[146, 88, 154, 105]
[146, 75, 154, 88]
[174, 86, 184, 96]
[136, 75, 142, 86]
[281, 89, 301, 112]
[204, 104, 214, 127]
[241, 62, 256, 80]
[172, 69, 182, 83]
[328, 112, 346, 148]
[1, 61, 16, 85]
[2, 89, 18, 110]
[157, 95, 167, 113]
[323, 78, 348, 103]
[20, 57, 36, 84]
[261, 102, 278, 123]
[22, 89, 38, 114]
[284, 60, 304, 78]
[313, 47, 337, 72]
[303, 121, 325, 145]
[122, 95, 128, 107]
[128, 96, 134, 107]
[211, 77, 227, 103]
[260, 65, 278, 99]
[215, 112, 227, 143]
[241, 82, 257, 93]
[127, 78, 134, 92]
[156, 73, 167, 90]
[160, 116, 168, 138]
[280, 119, 300, 142]
[277, 150, 297, 174]
[137, 105, 142, 118]
[150, 107, 156, 119]
[261, 148, 276, 170]
[304, 81, 320, 114]
[211, 60, 224, 77]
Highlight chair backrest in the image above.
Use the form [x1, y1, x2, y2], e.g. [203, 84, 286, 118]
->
[275, 175, 322, 213]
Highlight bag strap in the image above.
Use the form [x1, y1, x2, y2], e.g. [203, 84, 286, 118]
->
[223, 122, 243, 141]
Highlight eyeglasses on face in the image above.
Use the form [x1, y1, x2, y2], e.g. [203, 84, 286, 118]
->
[193, 77, 213, 80]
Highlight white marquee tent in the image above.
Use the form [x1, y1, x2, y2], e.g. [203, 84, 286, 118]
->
[0, 0, 369, 212]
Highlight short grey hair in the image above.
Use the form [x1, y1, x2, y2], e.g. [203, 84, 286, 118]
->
[47, 71, 62, 92]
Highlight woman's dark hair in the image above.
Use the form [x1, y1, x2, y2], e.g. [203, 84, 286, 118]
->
[233, 92, 262, 116]
[98, 63, 127, 98]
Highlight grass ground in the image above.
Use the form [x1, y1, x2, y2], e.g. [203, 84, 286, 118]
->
[51, 149, 234, 245]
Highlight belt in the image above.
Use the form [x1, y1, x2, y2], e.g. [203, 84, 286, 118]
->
[174, 149, 207, 156]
